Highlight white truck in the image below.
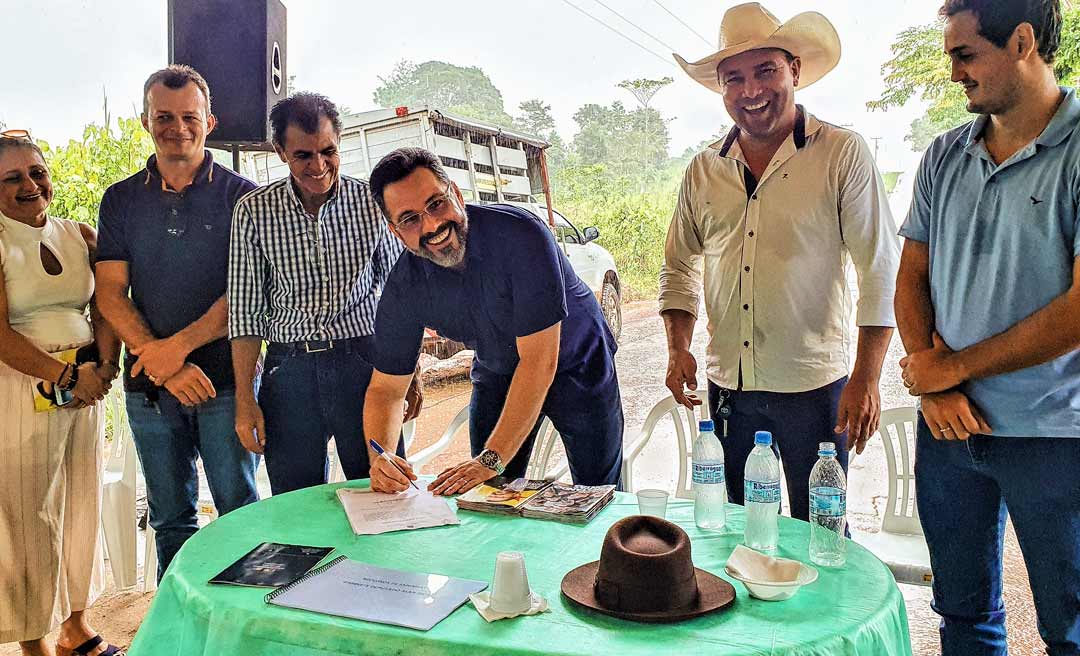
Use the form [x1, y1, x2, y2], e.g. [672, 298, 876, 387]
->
[242, 105, 622, 340]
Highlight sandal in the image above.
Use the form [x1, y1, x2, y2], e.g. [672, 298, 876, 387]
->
[56, 635, 125, 656]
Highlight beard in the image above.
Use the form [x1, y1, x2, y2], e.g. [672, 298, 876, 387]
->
[415, 218, 468, 268]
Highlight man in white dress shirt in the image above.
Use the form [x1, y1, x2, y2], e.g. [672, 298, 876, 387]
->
[660, 3, 900, 520]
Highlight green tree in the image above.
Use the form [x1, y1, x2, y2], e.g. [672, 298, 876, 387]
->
[869, 9, 1080, 151]
[39, 116, 155, 225]
[515, 98, 567, 174]
[373, 60, 514, 127]
[570, 101, 669, 176]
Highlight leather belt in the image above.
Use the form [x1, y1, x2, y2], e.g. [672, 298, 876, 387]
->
[266, 336, 370, 357]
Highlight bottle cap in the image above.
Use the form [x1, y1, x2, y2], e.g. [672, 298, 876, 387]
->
[754, 431, 772, 446]
[818, 442, 837, 456]
[698, 419, 715, 432]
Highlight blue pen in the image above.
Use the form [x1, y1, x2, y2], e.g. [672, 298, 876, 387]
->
[368, 439, 419, 490]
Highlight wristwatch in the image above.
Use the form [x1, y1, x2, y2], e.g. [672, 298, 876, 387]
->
[476, 449, 505, 475]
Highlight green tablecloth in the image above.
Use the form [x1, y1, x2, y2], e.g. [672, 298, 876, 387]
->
[128, 482, 912, 656]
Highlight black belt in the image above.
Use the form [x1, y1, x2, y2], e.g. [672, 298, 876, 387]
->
[266, 336, 372, 357]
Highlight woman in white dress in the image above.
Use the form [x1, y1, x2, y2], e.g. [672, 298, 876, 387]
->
[0, 132, 123, 656]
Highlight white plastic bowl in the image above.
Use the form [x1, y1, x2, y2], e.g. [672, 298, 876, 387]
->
[725, 562, 819, 601]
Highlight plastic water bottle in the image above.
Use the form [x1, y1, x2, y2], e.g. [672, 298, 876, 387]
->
[692, 419, 726, 531]
[809, 442, 847, 567]
[744, 431, 781, 551]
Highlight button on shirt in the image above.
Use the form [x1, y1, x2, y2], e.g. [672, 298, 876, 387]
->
[660, 108, 900, 392]
[227, 175, 403, 342]
[372, 204, 616, 382]
[97, 152, 256, 393]
[900, 87, 1080, 437]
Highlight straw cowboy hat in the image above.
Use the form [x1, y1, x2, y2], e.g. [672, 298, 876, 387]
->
[674, 2, 841, 94]
[561, 515, 735, 623]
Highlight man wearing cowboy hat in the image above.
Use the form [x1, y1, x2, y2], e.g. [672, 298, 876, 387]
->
[896, 0, 1080, 652]
[660, 2, 900, 522]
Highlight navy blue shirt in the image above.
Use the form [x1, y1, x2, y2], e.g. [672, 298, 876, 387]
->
[97, 151, 256, 393]
[373, 204, 616, 382]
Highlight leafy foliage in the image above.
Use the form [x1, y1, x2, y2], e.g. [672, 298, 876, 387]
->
[364, 60, 681, 297]
[373, 60, 515, 126]
[554, 163, 675, 297]
[516, 99, 567, 172]
[39, 116, 154, 225]
[570, 101, 670, 177]
[870, 9, 1080, 151]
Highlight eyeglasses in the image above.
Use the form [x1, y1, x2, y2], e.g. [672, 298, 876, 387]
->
[392, 183, 457, 234]
[0, 129, 32, 141]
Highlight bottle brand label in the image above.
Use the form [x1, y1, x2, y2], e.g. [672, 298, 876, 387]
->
[810, 486, 846, 517]
[745, 479, 781, 504]
[692, 462, 725, 485]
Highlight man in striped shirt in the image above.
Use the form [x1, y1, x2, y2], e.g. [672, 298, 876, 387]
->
[227, 93, 417, 494]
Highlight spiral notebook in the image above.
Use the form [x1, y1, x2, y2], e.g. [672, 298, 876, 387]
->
[264, 556, 487, 631]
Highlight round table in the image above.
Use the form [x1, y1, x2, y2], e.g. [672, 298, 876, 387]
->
[128, 482, 912, 656]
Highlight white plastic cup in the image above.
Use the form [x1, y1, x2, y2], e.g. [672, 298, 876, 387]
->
[636, 489, 670, 518]
[488, 551, 532, 614]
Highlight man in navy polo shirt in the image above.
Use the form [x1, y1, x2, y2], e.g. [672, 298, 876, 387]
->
[895, 1, 1080, 652]
[362, 147, 623, 495]
[96, 65, 259, 580]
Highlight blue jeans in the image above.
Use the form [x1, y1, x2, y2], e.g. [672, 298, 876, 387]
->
[915, 415, 1080, 655]
[126, 390, 259, 581]
[707, 377, 849, 522]
[258, 339, 403, 495]
[469, 363, 624, 487]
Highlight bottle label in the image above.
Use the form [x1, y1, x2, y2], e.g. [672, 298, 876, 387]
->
[692, 462, 725, 485]
[745, 480, 781, 504]
[810, 486, 846, 517]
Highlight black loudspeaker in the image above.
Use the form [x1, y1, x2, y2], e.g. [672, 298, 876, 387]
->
[168, 0, 287, 146]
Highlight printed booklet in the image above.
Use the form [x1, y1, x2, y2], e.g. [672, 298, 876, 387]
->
[209, 542, 335, 588]
[454, 478, 551, 514]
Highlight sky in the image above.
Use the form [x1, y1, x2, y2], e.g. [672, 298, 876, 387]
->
[1, 0, 948, 176]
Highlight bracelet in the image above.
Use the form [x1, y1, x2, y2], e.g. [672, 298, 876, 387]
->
[58, 363, 80, 392]
[55, 363, 71, 386]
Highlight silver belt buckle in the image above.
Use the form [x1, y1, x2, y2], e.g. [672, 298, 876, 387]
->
[303, 339, 333, 353]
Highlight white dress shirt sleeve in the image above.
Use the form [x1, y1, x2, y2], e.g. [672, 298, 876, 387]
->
[659, 161, 705, 318]
[837, 134, 901, 328]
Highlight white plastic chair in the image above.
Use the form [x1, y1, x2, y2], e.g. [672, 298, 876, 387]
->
[411, 407, 471, 469]
[620, 396, 699, 499]
[852, 407, 933, 586]
[409, 407, 569, 479]
[100, 390, 138, 590]
[525, 417, 570, 481]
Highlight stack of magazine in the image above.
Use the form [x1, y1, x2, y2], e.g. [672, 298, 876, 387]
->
[455, 478, 550, 515]
[456, 478, 615, 524]
[521, 482, 616, 524]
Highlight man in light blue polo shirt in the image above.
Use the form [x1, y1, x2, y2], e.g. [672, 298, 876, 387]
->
[895, 1, 1080, 653]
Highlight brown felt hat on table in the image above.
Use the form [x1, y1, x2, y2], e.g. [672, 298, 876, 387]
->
[561, 515, 735, 623]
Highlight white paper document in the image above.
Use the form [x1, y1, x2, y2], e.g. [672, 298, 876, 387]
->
[265, 557, 487, 630]
[336, 487, 459, 535]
